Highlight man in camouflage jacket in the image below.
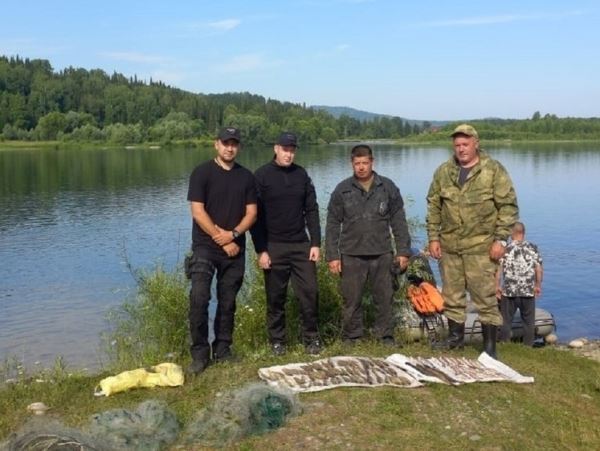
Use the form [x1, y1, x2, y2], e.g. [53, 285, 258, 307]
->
[426, 124, 518, 358]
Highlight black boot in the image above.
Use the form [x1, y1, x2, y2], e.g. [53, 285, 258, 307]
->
[446, 319, 465, 350]
[433, 318, 464, 350]
[481, 323, 498, 359]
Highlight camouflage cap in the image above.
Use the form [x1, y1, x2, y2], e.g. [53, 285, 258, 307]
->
[450, 123, 479, 139]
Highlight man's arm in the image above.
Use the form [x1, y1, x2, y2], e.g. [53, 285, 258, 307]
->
[190, 201, 220, 239]
[212, 203, 257, 246]
[250, 172, 268, 253]
[325, 190, 342, 262]
[234, 203, 258, 236]
[495, 266, 503, 300]
[304, 174, 321, 249]
[388, 182, 411, 271]
[191, 201, 257, 247]
[493, 163, 519, 241]
[426, 173, 442, 259]
[534, 263, 543, 298]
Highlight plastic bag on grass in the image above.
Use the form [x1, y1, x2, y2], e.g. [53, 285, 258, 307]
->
[94, 363, 184, 397]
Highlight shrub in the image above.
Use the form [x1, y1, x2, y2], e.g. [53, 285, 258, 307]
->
[104, 265, 190, 369]
[105, 247, 420, 368]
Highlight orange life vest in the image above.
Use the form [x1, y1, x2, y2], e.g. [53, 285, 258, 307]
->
[407, 281, 444, 315]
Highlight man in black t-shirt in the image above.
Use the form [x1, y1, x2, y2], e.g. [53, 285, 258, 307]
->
[186, 127, 257, 375]
[251, 132, 322, 356]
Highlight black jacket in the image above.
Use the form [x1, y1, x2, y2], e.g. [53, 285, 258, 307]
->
[251, 160, 321, 253]
[325, 172, 411, 260]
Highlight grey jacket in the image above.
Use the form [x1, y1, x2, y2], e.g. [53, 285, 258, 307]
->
[325, 172, 411, 260]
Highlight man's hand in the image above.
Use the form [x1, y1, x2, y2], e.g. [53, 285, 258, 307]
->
[395, 255, 409, 272]
[258, 252, 271, 269]
[489, 241, 506, 261]
[309, 246, 320, 262]
[212, 225, 234, 246]
[534, 285, 542, 298]
[328, 259, 342, 274]
[222, 242, 240, 257]
[496, 286, 503, 300]
[429, 240, 442, 259]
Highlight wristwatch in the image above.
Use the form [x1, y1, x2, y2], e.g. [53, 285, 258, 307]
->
[232, 229, 241, 239]
[497, 239, 507, 247]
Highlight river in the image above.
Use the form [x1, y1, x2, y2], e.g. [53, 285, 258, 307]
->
[1, 142, 599, 369]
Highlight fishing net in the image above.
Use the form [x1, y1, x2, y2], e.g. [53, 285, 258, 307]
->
[183, 382, 301, 447]
[0, 417, 109, 451]
[3, 385, 297, 450]
[1, 400, 179, 451]
[88, 400, 179, 450]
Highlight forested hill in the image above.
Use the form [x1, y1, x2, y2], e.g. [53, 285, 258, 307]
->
[0, 55, 427, 145]
[1, 55, 600, 145]
[312, 105, 446, 127]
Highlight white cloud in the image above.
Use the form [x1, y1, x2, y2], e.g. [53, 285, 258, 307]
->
[151, 69, 186, 87]
[336, 44, 350, 52]
[101, 52, 167, 64]
[0, 38, 66, 58]
[207, 18, 241, 31]
[412, 10, 585, 28]
[215, 53, 264, 73]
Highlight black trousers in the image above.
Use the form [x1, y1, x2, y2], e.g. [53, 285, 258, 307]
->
[264, 241, 319, 345]
[340, 253, 394, 340]
[499, 295, 536, 346]
[188, 250, 245, 361]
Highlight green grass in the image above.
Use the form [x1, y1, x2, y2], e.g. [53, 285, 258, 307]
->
[2, 342, 599, 449]
[2, 263, 599, 449]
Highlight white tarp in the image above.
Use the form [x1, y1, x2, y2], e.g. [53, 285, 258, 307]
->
[259, 353, 533, 393]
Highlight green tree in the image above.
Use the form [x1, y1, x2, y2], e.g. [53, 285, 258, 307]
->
[35, 111, 67, 140]
[320, 126, 338, 143]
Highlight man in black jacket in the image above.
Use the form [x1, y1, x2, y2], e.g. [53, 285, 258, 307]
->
[251, 132, 322, 356]
[325, 144, 411, 345]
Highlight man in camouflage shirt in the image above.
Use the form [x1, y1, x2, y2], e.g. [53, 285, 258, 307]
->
[496, 222, 543, 346]
[426, 124, 518, 359]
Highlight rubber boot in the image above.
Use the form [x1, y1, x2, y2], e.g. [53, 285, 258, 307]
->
[432, 318, 464, 350]
[481, 323, 498, 359]
[446, 319, 465, 350]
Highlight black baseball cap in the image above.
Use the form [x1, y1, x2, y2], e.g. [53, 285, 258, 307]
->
[276, 132, 298, 147]
[217, 127, 241, 142]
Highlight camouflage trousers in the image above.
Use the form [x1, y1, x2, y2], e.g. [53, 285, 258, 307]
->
[438, 252, 502, 326]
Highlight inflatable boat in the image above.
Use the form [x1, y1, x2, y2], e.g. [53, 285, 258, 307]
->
[403, 307, 556, 344]
[400, 253, 556, 344]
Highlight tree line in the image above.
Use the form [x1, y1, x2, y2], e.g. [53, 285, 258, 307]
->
[1, 55, 599, 145]
[0, 55, 426, 145]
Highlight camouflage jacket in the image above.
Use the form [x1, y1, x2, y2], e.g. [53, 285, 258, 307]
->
[426, 151, 518, 254]
[325, 172, 411, 260]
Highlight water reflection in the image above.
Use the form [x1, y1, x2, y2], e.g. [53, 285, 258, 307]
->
[1, 142, 599, 368]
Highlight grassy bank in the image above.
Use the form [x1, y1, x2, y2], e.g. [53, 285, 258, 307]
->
[2, 264, 599, 449]
[1, 342, 599, 449]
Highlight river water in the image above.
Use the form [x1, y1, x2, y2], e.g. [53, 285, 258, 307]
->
[1, 142, 599, 369]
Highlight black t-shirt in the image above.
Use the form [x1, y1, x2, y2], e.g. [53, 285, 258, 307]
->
[187, 160, 257, 256]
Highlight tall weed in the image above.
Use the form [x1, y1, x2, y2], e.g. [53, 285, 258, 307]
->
[104, 265, 189, 369]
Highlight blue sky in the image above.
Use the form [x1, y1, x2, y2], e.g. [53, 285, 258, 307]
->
[2, 0, 599, 120]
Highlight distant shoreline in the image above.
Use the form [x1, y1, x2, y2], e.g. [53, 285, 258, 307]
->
[2, 137, 600, 151]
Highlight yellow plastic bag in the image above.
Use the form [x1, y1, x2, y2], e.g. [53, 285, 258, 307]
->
[94, 363, 184, 397]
